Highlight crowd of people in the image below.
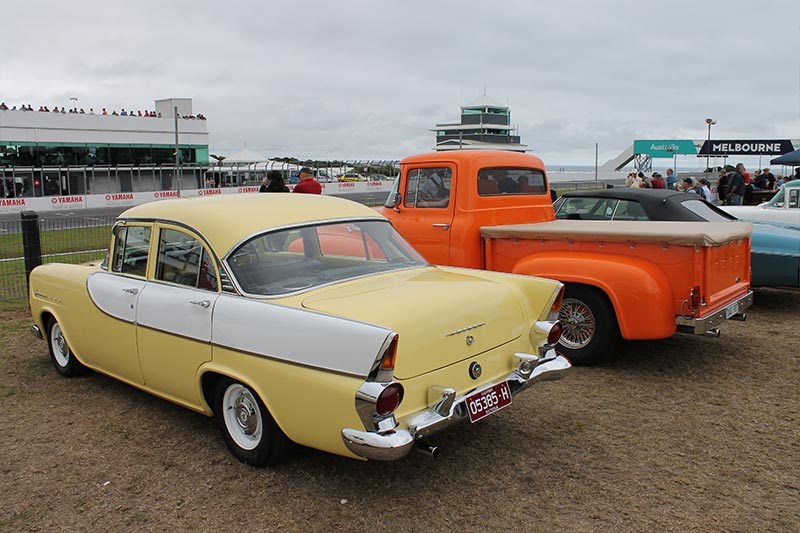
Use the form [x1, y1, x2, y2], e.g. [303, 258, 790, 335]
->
[626, 164, 800, 205]
[0, 102, 206, 120]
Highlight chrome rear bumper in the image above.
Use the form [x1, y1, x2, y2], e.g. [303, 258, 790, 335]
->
[676, 290, 753, 334]
[341, 351, 571, 461]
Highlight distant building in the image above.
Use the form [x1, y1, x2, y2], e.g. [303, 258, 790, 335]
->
[433, 95, 528, 152]
[0, 98, 208, 197]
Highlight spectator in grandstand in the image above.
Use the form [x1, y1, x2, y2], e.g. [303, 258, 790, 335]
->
[0, 102, 8, 110]
[292, 167, 322, 194]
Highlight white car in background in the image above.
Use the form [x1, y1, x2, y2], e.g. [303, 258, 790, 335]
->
[722, 180, 800, 230]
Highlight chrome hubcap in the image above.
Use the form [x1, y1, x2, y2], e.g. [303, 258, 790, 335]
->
[235, 394, 258, 436]
[222, 384, 262, 450]
[558, 298, 596, 349]
[51, 323, 70, 367]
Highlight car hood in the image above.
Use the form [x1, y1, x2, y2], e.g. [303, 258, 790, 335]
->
[301, 267, 525, 380]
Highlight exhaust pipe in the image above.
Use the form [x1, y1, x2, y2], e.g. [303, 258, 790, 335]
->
[702, 327, 721, 337]
[415, 443, 440, 458]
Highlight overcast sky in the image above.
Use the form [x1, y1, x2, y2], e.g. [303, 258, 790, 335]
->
[2, 0, 799, 165]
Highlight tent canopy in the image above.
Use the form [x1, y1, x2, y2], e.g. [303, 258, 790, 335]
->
[770, 148, 800, 166]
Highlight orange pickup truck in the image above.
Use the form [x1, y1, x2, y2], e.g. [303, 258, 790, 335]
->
[377, 150, 753, 365]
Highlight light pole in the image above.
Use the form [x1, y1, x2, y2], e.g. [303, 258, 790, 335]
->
[705, 118, 716, 174]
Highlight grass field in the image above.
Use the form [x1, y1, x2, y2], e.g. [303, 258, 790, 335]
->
[0, 225, 110, 301]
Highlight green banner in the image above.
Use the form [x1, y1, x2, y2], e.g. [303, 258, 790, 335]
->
[634, 139, 697, 158]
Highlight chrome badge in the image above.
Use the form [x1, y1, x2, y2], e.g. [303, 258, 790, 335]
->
[469, 362, 482, 380]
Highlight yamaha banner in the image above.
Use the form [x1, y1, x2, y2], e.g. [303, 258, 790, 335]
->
[697, 139, 794, 156]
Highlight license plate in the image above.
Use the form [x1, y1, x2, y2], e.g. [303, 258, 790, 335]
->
[725, 301, 739, 318]
[464, 382, 512, 423]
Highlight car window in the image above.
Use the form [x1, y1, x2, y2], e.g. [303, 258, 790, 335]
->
[477, 167, 547, 196]
[227, 220, 427, 296]
[789, 189, 799, 209]
[555, 197, 617, 220]
[612, 200, 649, 221]
[404, 167, 451, 208]
[681, 199, 736, 222]
[155, 228, 218, 291]
[111, 225, 151, 277]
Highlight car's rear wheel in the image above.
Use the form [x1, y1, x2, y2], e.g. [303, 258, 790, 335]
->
[46, 317, 87, 377]
[214, 378, 291, 466]
[557, 285, 619, 365]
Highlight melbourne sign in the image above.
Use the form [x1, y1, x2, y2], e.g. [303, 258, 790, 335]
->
[634, 140, 697, 158]
[698, 139, 794, 156]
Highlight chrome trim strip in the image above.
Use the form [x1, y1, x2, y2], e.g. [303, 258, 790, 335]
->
[445, 323, 485, 336]
[341, 352, 571, 461]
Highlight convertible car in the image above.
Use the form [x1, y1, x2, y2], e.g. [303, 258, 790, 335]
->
[554, 188, 800, 287]
[721, 179, 800, 230]
[29, 194, 569, 465]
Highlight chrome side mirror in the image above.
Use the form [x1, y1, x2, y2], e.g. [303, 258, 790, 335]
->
[393, 192, 402, 211]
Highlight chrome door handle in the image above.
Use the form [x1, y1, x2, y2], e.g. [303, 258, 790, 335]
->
[432, 223, 451, 230]
[190, 299, 211, 308]
[122, 287, 139, 295]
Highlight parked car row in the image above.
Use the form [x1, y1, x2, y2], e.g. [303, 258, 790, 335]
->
[27, 151, 789, 467]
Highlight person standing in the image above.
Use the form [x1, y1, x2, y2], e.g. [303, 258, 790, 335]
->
[726, 163, 746, 206]
[292, 167, 322, 194]
[258, 177, 269, 192]
[665, 168, 677, 190]
[697, 178, 711, 201]
[265, 170, 289, 192]
[650, 172, 666, 189]
[762, 168, 775, 190]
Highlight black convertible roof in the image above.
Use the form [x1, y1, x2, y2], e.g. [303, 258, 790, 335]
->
[559, 187, 735, 222]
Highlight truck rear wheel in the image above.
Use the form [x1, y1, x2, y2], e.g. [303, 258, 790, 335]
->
[558, 285, 619, 365]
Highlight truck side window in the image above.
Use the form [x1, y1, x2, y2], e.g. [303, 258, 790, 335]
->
[478, 167, 547, 196]
[404, 168, 451, 208]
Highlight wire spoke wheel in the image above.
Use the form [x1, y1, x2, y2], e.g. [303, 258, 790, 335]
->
[559, 298, 597, 349]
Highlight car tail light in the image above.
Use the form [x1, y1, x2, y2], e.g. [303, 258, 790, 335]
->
[376, 383, 404, 416]
[547, 321, 563, 345]
[689, 286, 701, 313]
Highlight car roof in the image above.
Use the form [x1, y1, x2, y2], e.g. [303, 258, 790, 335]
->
[559, 187, 735, 221]
[401, 149, 546, 169]
[119, 194, 385, 255]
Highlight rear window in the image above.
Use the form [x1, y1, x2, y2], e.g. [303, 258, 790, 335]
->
[477, 167, 547, 196]
[681, 200, 736, 222]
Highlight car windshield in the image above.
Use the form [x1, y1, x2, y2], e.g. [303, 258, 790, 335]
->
[766, 187, 786, 208]
[227, 219, 427, 296]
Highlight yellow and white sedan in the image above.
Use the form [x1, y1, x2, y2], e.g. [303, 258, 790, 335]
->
[30, 194, 570, 465]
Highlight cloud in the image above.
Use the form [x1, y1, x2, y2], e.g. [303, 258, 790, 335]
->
[1, 0, 798, 164]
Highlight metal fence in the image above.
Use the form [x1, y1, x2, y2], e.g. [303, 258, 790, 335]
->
[0, 213, 115, 302]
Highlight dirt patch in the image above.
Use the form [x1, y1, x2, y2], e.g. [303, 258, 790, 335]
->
[1, 289, 798, 532]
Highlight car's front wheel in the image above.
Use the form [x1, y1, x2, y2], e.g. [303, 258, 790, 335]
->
[557, 285, 620, 365]
[214, 378, 291, 466]
[46, 317, 88, 377]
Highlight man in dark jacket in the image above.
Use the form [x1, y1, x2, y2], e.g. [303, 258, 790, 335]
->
[726, 163, 746, 206]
